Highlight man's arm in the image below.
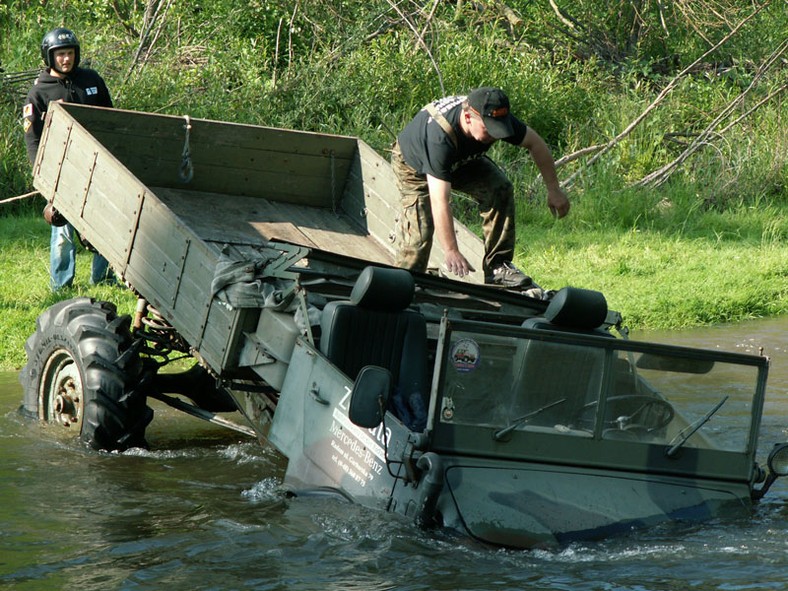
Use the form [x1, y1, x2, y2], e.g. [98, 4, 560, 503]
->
[23, 94, 45, 166]
[426, 174, 475, 277]
[520, 129, 570, 218]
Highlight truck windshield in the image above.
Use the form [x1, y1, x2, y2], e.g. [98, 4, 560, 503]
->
[436, 322, 765, 454]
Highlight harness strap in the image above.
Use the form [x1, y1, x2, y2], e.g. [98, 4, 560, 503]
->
[424, 103, 458, 149]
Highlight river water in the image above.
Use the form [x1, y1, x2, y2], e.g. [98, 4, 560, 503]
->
[1, 318, 786, 591]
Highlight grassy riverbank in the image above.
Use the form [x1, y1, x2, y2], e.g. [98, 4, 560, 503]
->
[2, 201, 786, 372]
[1, 2, 787, 371]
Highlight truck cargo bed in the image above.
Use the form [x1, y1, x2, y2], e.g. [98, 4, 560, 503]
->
[154, 187, 392, 263]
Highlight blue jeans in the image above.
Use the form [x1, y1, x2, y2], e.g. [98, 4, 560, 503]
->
[50, 224, 113, 290]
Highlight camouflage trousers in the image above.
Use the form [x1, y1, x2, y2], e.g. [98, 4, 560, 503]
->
[390, 141, 517, 277]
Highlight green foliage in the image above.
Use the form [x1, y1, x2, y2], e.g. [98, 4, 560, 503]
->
[1, 0, 784, 200]
[0, 112, 33, 214]
[0, 214, 137, 370]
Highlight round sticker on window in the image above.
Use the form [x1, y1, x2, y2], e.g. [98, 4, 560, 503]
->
[451, 338, 481, 373]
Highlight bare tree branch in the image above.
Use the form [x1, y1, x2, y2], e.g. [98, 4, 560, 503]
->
[384, 0, 445, 95]
[636, 36, 788, 186]
[547, 0, 582, 32]
[418, 0, 442, 42]
[117, 0, 175, 96]
[489, 0, 524, 30]
[559, 1, 772, 190]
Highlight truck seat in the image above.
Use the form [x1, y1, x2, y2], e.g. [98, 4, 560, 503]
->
[320, 266, 428, 430]
[511, 287, 610, 429]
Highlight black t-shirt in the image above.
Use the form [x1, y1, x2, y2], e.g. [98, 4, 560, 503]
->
[23, 67, 113, 163]
[396, 95, 528, 181]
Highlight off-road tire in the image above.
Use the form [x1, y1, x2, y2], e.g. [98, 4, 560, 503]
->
[19, 297, 153, 451]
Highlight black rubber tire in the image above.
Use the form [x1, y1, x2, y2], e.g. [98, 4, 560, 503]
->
[19, 297, 153, 451]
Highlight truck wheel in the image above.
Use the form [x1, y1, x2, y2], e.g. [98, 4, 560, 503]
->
[20, 297, 153, 451]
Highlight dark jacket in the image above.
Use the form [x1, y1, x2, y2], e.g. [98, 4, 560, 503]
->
[23, 66, 112, 164]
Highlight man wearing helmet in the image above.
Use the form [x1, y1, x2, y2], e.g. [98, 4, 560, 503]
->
[23, 27, 114, 291]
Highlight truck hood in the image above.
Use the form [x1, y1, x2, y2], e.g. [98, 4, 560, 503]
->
[442, 464, 747, 549]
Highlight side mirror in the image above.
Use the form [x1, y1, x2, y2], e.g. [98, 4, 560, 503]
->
[752, 442, 788, 500]
[348, 365, 391, 428]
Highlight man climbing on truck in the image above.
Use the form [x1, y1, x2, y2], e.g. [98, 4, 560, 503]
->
[23, 27, 115, 291]
[391, 87, 570, 287]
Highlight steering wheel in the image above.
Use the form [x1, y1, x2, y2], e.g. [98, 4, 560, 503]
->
[576, 394, 675, 432]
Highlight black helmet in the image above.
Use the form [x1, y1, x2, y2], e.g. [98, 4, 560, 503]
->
[41, 27, 81, 70]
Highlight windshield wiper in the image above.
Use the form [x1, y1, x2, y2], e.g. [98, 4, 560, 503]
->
[493, 398, 567, 441]
[665, 395, 728, 458]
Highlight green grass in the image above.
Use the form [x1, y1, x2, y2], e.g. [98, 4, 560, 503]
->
[2, 204, 787, 372]
[0, 213, 137, 371]
[1, 1, 787, 371]
[517, 228, 788, 328]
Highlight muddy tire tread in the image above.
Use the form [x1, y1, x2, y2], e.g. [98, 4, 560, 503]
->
[20, 297, 153, 451]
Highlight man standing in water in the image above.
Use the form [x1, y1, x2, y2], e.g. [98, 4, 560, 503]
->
[391, 87, 569, 287]
[23, 27, 115, 291]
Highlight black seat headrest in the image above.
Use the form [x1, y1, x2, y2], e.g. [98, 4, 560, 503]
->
[544, 287, 608, 329]
[350, 266, 415, 311]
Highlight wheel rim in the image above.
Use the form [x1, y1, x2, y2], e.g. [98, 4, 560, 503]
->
[39, 348, 85, 432]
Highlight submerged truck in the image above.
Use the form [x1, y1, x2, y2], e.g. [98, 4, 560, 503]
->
[20, 102, 788, 549]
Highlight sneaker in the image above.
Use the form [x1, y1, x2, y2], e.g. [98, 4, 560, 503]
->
[486, 261, 533, 288]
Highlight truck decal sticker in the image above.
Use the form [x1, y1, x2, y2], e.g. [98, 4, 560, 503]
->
[328, 407, 387, 488]
[450, 338, 481, 372]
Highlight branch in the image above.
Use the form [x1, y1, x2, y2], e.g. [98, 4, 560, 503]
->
[656, 0, 669, 37]
[117, 0, 174, 95]
[111, 0, 139, 38]
[288, 1, 299, 70]
[636, 37, 788, 187]
[418, 0, 442, 42]
[553, 143, 607, 167]
[273, 18, 283, 88]
[546, 0, 582, 32]
[489, 0, 523, 30]
[384, 0, 445, 95]
[560, 1, 771, 190]
[0, 191, 40, 206]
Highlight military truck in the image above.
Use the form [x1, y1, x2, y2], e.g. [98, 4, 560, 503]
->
[20, 102, 788, 549]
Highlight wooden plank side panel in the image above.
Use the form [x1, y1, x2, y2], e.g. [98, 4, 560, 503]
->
[122, 192, 240, 372]
[168, 237, 219, 349]
[114, 134, 357, 178]
[34, 106, 149, 278]
[125, 198, 190, 316]
[60, 104, 359, 205]
[33, 107, 73, 199]
[63, 104, 358, 156]
[199, 301, 243, 373]
[81, 152, 146, 266]
[50, 124, 93, 222]
[176, 160, 351, 206]
[342, 141, 399, 256]
[90, 144, 356, 206]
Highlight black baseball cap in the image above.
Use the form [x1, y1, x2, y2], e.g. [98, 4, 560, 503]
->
[467, 87, 515, 139]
